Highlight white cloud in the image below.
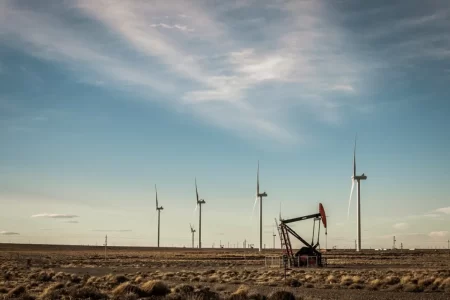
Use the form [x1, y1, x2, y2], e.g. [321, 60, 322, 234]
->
[428, 231, 449, 238]
[435, 207, 450, 215]
[424, 213, 440, 218]
[1, 231, 20, 235]
[393, 223, 409, 230]
[330, 85, 355, 93]
[31, 213, 79, 219]
[150, 23, 194, 32]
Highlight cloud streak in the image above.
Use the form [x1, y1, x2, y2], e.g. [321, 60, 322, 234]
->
[31, 213, 79, 219]
[435, 207, 450, 215]
[429, 231, 449, 238]
[0, 0, 375, 144]
[1, 231, 20, 235]
[393, 223, 409, 230]
[1, 0, 448, 143]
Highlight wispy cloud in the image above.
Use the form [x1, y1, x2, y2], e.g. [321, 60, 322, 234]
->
[150, 23, 194, 32]
[1, 231, 20, 235]
[435, 207, 450, 215]
[90, 229, 132, 232]
[31, 213, 79, 219]
[330, 85, 355, 93]
[428, 231, 449, 238]
[0, 0, 375, 144]
[393, 222, 409, 230]
[65, 220, 79, 224]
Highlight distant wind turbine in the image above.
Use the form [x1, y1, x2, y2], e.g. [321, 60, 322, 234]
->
[155, 185, 164, 248]
[347, 135, 367, 252]
[252, 161, 267, 252]
[194, 178, 206, 249]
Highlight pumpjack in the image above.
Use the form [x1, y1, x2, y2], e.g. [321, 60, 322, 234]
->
[276, 203, 327, 267]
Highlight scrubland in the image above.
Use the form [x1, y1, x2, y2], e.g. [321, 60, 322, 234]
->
[1, 244, 449, 299]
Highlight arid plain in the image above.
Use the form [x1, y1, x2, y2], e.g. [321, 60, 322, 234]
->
[1, 244, 449, 299]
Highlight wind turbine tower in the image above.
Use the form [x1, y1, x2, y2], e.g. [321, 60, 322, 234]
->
[190, 224, 196, 248]
[347, 136, 367, 252]
[253, 161, 267, 252]
[195, 178, 206, 249]
[155, 185, 164, 248]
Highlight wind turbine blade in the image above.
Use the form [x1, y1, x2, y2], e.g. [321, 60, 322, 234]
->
[347, 180, 355, 219]
[155, 184, 158, 209]
[195, 178, 199, 203]
[250, 196, 258, 221]
[257, 161, 260, 197]
[279, 202, 282, 221]
[353, 135, 357, 177]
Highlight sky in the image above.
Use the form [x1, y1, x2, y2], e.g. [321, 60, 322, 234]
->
[0, 0, 449, 249]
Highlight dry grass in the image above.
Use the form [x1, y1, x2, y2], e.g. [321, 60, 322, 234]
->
[140, 280, 170, 296]
[1, 245, 450, 299]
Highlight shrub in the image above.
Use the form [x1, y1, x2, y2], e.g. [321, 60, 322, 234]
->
[173, 283, 194, 294]
[112, 282, 145, 297]
[403, 284, 423, 293]
[68, 286, 107, 299]
[268, 291, 295, 300]
[141, 280, 170, 296]
[383, 276, 400, 285]
[6, 285, 27, 298]
[287, 278, 301, 287]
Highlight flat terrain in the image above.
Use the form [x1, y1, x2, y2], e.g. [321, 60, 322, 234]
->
[1, 244, 449, 299]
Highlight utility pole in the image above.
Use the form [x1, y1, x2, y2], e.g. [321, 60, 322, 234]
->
[103, 235, 107, 260]
[273, 232, 276, 249]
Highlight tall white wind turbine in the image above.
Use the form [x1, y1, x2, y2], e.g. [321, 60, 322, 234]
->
[155, 185, 164, 248]
[347, 136, 367, 252]
[194, 178, 206, 249]
[252, 161, 267, 252]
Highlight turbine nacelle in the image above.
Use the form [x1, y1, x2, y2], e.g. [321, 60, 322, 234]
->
[258, 191, 268, 198]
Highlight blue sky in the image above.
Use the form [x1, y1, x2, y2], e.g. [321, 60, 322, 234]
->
[0, 0, 449, 249]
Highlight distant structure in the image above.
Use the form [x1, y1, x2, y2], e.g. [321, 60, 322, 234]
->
[347, 135, 367, 252]
[393, 236, 396, 249]
[155, 185, 164, 248]
[194, 178, 206, 249]
[252, 161, 268, 252]
[272, 229, 276, 249]
[401, 242, 403, 250]
[189, 224, 196, 248]
[103, 235, 107, 260]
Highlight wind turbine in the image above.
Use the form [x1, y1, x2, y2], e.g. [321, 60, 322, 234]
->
[155, 185, 164, 248]
[272, 227, 276, 249]
[194, 178, 206, 249]
[347, 136, 367, 252]
[252, 161, 267, 252]
[189, 224, 196, 248]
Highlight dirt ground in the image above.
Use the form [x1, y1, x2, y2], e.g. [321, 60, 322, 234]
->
[1, 243, 449, 299]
